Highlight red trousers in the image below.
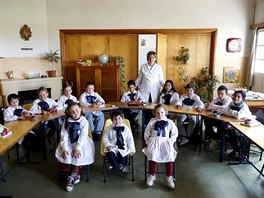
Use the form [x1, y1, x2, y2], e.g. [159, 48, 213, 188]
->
[149, 160, 173, 177]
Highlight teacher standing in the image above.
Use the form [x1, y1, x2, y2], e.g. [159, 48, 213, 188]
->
[136, 51, 165, 103]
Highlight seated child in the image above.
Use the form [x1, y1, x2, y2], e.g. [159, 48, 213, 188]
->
[204, 85, 232, 141]
[4, 93, 36, 160]
[159, 80, 179, 119]
[55, 102, 95, 192]
[30, 87, 58, 144]
[222, 90, 253, 160]
[120, 80, 144, 128]
[79, 82, 105, 140]
[142, 104, 178, 189]
[56, 83, 78, 111]
[102, 110, 135, 173]
[175, 83, 204, 146]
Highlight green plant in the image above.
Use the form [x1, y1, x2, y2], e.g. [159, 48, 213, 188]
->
[190, 67, 220, 102]
[111, 56, 126, 94]
[175, 47, 190, 85]
[44, 49, 60, 70]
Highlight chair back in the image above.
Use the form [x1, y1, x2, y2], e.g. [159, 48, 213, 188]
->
[23, 103, 33, 111]
[100, 118, 131, 156]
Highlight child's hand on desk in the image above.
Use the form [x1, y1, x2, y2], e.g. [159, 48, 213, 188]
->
[18, 115, 25, 120]
[42, 110, 49, 115]
[196, 107, 203, 112]
[90, 103, 98, 108]
[96, 102, 103, 106]
[49, 108, 57, 113]
[23, 112, 32, 118]
[106, 146, 111, 152]
[175, 105, 182, 110]
[72, 149, 81, 158]
[62, 151, 69, 159]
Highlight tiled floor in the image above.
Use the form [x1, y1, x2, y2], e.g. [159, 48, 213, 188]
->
[0, 132, 264, 198]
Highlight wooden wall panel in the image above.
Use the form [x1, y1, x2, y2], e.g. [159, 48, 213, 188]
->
[80, 35, 109, 63]
[65, 35, 80, 67]
[196, 35, 211, 69]
[109, 35, 138, 90]
[156, 33, 168, 80]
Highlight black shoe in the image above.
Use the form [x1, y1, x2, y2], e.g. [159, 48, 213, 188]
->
[92, 133, 101, 141]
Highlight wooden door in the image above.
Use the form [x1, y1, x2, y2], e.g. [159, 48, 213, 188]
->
[156, 33, 168, 80]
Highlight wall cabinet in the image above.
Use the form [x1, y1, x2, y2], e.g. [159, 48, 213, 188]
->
[66, 65, 120, 102]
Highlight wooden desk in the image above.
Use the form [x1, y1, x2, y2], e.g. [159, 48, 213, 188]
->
[245, 100, 264, 107]
[81, 104, 119, 113]
[229, 121, 264, 176]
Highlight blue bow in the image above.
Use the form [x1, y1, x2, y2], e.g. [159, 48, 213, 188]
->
[65, 99, 73, 105]
[154, 120, 168, 137]
[162, 94, 172, 105]
[182, 98, 195, 106]
[68, 122, 81, 144]
[38, 101, 49, 111]
[113, 126, 125, 150]
[14, 109, 23, 116]
[215, 101, 223, 106]
[128, 93, 136, 101]
[230, 105, 241, 111]
[86, 95, 97, 104]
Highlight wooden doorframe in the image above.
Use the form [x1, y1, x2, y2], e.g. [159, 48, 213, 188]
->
[60, 28, 217, 79]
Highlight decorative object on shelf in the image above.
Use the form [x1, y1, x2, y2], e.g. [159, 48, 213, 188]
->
[5, 71, 14, 79]
[44, 49, 60, 77]
[98, 54, 109, 65]
[19, 24, 32, 41]
[175, 47, 190, 85]
[86, 60, 92, 66]
[223, 67, 240, 83]
[226, 38, 242, 53]
[23, 71, 40, 79]
[191, 67, 219, 102]
[110, 56, 120, 66]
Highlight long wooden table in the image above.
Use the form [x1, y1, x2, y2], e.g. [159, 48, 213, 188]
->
[228, 121, 264, 176]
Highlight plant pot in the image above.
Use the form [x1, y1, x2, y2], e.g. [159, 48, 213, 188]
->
[47, 70, 56, 77]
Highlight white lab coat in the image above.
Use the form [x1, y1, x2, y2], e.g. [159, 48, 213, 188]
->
[135, 63, 165, 103]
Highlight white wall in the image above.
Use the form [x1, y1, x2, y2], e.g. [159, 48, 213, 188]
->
[0, 0, 258, 83]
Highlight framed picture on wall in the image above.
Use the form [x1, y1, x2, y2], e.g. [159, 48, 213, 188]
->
[223, 67, 240, 83]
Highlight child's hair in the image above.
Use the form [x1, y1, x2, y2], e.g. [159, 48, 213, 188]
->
[110, 110, 124, 120]
[161, 80, 177, 93]
[217, 85, 228, 93]
[37, 86, 49, 94]
[7, 93, 19, 104]
[65, 102, 84, 129]
[153, 104, 168, 116]
[185, 83, 196, 90]
[86, 82, 95, 87]
[233, 90, 246, 100]
[63, 83, 73, 90]
[127, 80, 136, 87]
[147, 51, 157, 60]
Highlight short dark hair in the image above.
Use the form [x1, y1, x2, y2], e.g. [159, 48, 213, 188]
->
[37, 86, 48, 94]
[86, 82, 95, 87]
[185, 83, 196, 90]
[147, 51, 157, 60]
[161, 80, 177, 93]
[63, 83, 73, 90]
[7, 93, 19, 104]
[127, 80, 136, 87]
[233, 90, 246, 100]
[217, 85, 228, 93]
[110, 110, 124, 120]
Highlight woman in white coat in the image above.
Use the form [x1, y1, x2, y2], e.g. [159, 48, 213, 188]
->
[135, 51, 165, 103]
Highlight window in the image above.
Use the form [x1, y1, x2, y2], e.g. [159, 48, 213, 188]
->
[254, 28, 264, 74]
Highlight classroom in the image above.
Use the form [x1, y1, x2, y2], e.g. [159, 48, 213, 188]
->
[0, 0, 264, 198]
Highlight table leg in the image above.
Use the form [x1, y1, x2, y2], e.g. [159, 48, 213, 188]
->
[219, 122, 226, 162]
[39, 122, 48, 161]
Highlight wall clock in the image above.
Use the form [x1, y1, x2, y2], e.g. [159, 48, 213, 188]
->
[19, 24, 32, 41]
[226, 38, 242, 53]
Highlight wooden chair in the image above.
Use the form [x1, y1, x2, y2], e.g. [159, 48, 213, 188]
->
[100, 119, 134, 182]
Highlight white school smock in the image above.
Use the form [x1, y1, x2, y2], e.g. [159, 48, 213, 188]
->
[223, 102, 252, 120]
[56, 95, 78, 111]
[120, 90, 145, 103]
[207, 96, 232, 112]
[102, 123, 136, 157]
[55, 116, 95, 166]
[176, 93, 205, 109]
[30, 98, 57, 114]
[79, 92, 105, 116]
[159, 92, 179, 106]
[3, 106, 27, 122]
[142, 117, 178, 163]
[135, 63, 165, 103]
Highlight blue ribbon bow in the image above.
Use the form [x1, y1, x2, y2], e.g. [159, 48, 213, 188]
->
[68, 122, 81, 144]
[65, 99, 73, 105]
[182, 98, 195, 106]
[230, 105, 241, 111]
[113, 126, 125, 150]
[162, 94, 172, 105]
[86, 95, 97, 104]
[215, 101, 223, 106]
[14, 109, 23, 116]
[38, 101, 49, 111]
[154, 120, 169, 137]
[128, 93, 136, 101]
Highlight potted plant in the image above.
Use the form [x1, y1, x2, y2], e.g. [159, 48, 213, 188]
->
[190, 67, 220, 102]
[110, 56, 126, 94]
[44, 49, 60, 77]
[175, 47, 190, 86]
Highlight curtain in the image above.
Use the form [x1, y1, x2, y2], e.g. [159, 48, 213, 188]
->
[246, 29, 258, 89]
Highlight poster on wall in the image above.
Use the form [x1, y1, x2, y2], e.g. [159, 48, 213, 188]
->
[223, 67, 240, 83]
